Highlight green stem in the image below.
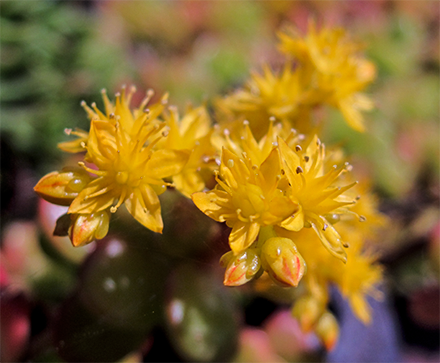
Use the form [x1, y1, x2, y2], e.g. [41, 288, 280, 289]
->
[256, 225, 277, 248]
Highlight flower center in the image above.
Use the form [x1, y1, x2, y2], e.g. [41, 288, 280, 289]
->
[116, 171, 129, 185]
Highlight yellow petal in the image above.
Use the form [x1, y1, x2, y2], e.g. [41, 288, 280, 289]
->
[125, 183, 163, 233]
[280, 207, 304, 231]
[221, 148, 250, 187]
[146, 149, 189, 179]
[337, 97, 366, 132]
[311, 222, 347, 263]
[69, 177, 117, 214]
[229, 220, 260, 255]
[57, 128, 89, 153]
[173, 171, 205, 198]
[192, 190, 232, 222]
[277, 137, 301, 188]
[259, 147, 281, 194]
[87, 120, 117, 166]
[350, 293, 371, 324]
[266, 195, 298, 223]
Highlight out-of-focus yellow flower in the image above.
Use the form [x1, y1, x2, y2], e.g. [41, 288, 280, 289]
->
[160, 105, 217, 197]
[215, 64, 311, 140]
[278, 21, 376, 132]
[192, 147, 297, 255]
[278, 136, 357, 262]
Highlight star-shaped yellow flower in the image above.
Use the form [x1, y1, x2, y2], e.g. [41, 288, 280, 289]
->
[69, 116, 188, 233]
[215, 64, 311, 140]
[192, 147, 297, 254]
[278, 135, 357, 262]
[278, 21, 376, 131]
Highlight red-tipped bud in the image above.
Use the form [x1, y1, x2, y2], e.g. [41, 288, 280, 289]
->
[292, 295, 325, 332]
[261, 237, 306, 287]
[69, 210, 110, 247]
[34, 166, 91, 206]
[220, 248, 261, 286]
[315, 312, 339, 351]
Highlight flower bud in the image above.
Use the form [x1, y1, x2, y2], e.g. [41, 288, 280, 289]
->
[220, 248, 261, 286]
[315, 311, 339, 351]
[69, 210, 110, 247]
[261, 237, 306, 287]
[292, 295, 325, 332]
[34, 166, 91, 206]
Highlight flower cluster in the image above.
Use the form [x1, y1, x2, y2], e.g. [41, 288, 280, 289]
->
[34, 22, 386, 349]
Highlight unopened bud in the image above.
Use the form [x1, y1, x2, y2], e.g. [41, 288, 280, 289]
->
[292, 295, 325, 332]
[261, 237, 307, 287]
[220, 248, 261, 286]
[69, 210, 110, 247]
[34, 167, 91, 206]
[315, 312, 339, 351]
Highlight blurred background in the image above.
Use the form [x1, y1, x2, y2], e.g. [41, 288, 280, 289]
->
[1, 1, 439, 362]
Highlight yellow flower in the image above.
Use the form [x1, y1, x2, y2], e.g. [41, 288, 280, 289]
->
[160, 105, 217, 197]
[69, 115, 188, 233]
[278, 21, 376, 131]
[37, 85, 190, 235]
[192, 147, 297, 255]
[277, 135, 357, 262]
[215, 64, 311, 140]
